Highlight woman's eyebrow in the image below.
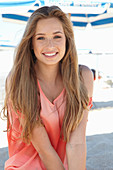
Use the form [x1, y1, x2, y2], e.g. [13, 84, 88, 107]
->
[35, 33, 45, 36]
[53, 31, 63, 34]
[35, 31, 63, 36]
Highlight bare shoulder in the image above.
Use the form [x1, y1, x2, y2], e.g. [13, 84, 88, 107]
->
[79, 65, 94, 97]
[79, 65, 93, 81]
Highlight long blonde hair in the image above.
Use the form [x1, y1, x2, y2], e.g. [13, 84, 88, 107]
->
[2, 6, 89, 142]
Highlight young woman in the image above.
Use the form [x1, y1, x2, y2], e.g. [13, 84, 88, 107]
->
[2, 6, 93, 170]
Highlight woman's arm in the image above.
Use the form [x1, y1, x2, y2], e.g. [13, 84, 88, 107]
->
[6, 75, 65, 170]
[66, 109, 88, 170]
[66, 66, 94, 170]
[31, 124, 65, 170]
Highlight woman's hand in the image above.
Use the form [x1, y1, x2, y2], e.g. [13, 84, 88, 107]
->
[31, 124, 65, 170]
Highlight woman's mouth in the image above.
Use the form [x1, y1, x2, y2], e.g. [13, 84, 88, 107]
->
[43, 52, 58, 58]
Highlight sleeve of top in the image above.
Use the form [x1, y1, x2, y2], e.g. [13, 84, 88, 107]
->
[88, 97, 93, 109]
[7, 101, 22, 140]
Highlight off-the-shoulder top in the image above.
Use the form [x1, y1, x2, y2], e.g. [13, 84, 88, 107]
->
[5, 81, 93, 170]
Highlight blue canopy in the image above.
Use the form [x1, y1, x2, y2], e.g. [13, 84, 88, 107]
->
[0, 0, 36, 7]
[2, 2, 39, 24]
[0, 0, 37, 14]
[0, 0, 113, 51]
[1, 0, 113, 28]
[1, 0, 39, 24]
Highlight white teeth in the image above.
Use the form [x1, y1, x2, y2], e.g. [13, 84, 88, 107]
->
[44, 53, 56, 56]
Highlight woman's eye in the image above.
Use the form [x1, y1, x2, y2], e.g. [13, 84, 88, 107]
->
[54, 35, 61, 39]
[37, 37, 45, 40]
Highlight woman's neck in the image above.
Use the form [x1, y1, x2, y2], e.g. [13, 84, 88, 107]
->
[35, 61, 61, 85]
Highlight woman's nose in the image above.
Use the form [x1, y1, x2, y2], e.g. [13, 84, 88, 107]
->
[47, 38, 54, 48]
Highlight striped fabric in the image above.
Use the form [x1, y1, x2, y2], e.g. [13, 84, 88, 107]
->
[71, 4, 113, 29]
[0, 0, 37, 14]
[1, 1, 40, 24]
[0, 0, 36, 7]
[1, 1, 113, 28]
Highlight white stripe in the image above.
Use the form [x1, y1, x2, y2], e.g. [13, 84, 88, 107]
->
[0, 6, 32, 14]
[89, 13, 113, 22]
[92, 22, 113, 28]
[71, 12, 113, 22]
[71, 16, 88, 22]
[61, 6, 108, 14]
[2, 18, 27, 24]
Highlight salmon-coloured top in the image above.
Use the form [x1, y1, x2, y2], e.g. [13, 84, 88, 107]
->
[5, 81, 93, 170]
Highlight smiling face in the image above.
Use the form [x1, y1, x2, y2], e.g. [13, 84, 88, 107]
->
[32, 17, 66, 67]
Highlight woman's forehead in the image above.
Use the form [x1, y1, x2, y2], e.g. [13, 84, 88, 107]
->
[35, 17, 64, 35]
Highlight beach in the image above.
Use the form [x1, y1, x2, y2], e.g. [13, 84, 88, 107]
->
[0, 50, 113, 170]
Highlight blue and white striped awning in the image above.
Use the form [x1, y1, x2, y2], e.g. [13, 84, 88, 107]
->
[1, 0, 113, 28]
[70, 3, 113, 29]
[0, 44, 16, 50]
[2, 2, 40, 24]
[0, 0, 36, 7]
[0, 0, 37, 14]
